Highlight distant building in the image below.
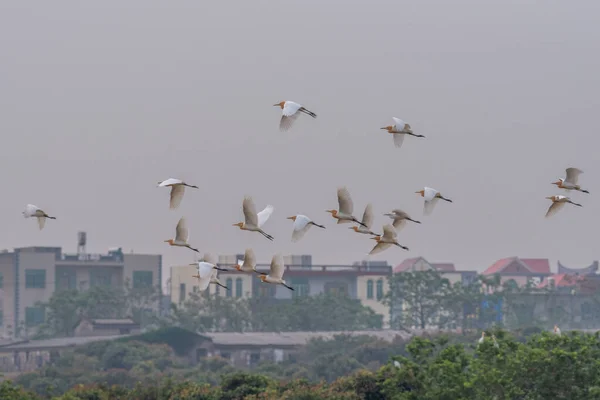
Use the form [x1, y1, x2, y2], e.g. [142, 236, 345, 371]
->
[393, 257, 477, 285]
[557, 260, 599, 276]
[0, 238, 162, 338]
[482, 257, 551, 287]
[74, 318, 140, 337]
[170, 254, 392, 325]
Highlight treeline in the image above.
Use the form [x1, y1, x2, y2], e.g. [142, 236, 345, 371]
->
[7, 329, 600, 399]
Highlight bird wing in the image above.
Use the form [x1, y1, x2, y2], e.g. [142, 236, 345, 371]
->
[282, 101, 302, 116]
[382, 224, 397, 240]
[423, 197, 440, 216]
[257, 205, 275, 228]
[392, 133, 405, 148]
[175, 218, 189, 241]
[545, 201, 566, 218]
[197, 262, 214, 291]
[292, 216, 312, 242]
[243, 248, 256, 268]
[369, 242, 392, 255]
[243, 196, 259, 226]
[158, 178, 182, 187]
[270, 254, 285, 279]
[24, 204, 40, 217]
[170, 185, 185, 209]
[280, 113, 300, 132]
[361, 204, 374, 228]
[337, 187, 354, 215]
[392, 117, 406, 131]
[392, 218, 407, 231]
[37, 216, 47, 230]
[565, 168, 583, 185]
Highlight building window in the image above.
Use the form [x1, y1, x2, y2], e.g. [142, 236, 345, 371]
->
[179, 283, 186, 303]
[249, 352, 260, 366]
[291, 278, 309, 298]
[226, 279, 233, 297]
[220, 351, 231, 360]
[25, 307, 45, 327]
[133, 271, 153, 289]
[367, 279, 374, 299]
[324, 282, 348, 296]
[236, 278, 243, 298]
[56, 270, 77, 291]
[376, 279, 384, 300]
[90, 270, 111, 287]
[25, 269, 46, 289]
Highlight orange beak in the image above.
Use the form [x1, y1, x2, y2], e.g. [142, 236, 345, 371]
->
[287, 216, 296, 221]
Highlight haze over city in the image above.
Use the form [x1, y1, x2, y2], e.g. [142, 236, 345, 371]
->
[1, 0, 598, 283]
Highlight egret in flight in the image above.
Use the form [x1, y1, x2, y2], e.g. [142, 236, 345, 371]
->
[233, 196, 275, 241]
[273, 100, 317, 132]
[23, 204, 56, 230]
[157, 178, 199, 209]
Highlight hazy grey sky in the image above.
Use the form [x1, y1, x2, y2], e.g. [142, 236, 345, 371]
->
[2, 0, 599, 284]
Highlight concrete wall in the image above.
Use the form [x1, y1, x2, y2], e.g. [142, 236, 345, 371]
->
[123, 254, 161, 288]
[0, 253, 15, 337]
[18, 251, 56, 332]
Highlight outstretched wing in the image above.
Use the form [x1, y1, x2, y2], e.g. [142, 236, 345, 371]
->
[170, 185, 185, 209]
[392, 133, 405, 148]
[369, 242, 391, 255]
[37, 216, 47, 230]
[337, 187, 354, 215]
[270, 254, 285, 279]
[292, 217, 312, 242]
[392, 218, 407, 231]
[175, 218, 189, 241]
[545, 201, 565, 218]
[243, 196, 259, 226]
[243, 248, 256, 268]
[565, 168, 583, 185]
[423, 198, 440, 216]
[257, 205, 275, 228]
[361, 204, 374, 228]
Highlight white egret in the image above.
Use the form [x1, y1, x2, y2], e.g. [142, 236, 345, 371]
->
[189, 261, 217, 291]
[349, 204, 379, 235]
[165, 217, 200, 253]
[235, 248, 260, 274]
[380, 117, 425, 148]
[554, 325, 561, 336]
[383, 209, 421, 230]
[545, 195, 582, 218]
[478, 332, 485, 345]
[22, 204, 56, 230]
[233, 196, 275, 241]
[551, 168, 589, 194]
[273, 100, 317, 131]
[259, 254, 294, 291]
[415, 187, 452, 216]
[326, 187, 368, 227]
[157, 178, 199, 209]
[287, 215, 326, 242]
[368, 224, 409, 255]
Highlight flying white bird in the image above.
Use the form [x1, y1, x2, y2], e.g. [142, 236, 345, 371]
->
[415, 187, 452, 216]
[349, 204, 379, 236]
[22, 204, 56, 230]
[551, 168, 589, 194]
[273, 100, 317, 132]
[235, 248, 260, 273]
[326, 187, 368, 227]
[545, 195, 582, 218]
[233, 196, 275, 241]
[165, 217, 200, 253]
[259, 253, 294, 291]
[380, 117, 425, 148]
[157, 178, 199, 209]
[383, 209, 421, 230]
[189, 261, 218, 292]
[368, 224, 409, 255]
[287, 215, 326, 242]
[190, 257, 227, 272]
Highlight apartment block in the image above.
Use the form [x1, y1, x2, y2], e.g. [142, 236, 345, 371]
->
[0, 240, 162, 338]
[170, 254, 392, 324]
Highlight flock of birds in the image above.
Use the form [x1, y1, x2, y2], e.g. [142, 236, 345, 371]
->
[20, 100, 591, 294]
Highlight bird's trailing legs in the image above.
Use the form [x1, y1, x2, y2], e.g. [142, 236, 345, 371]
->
[395, 243, 410, 251]
[299, 107, 317, 118]
[440, 197, 453, 203]
[184, 184, 199, 189]
[259, 229, 274, 241]
[353, 218, 369, 228]
[310, 222, 326, 229]
[217, 283, 229, 290]
[406, 217, 421, 224]
[186, 245, 200, 253]
[282, 283, 295, 291]
[569, 201, 583, 207]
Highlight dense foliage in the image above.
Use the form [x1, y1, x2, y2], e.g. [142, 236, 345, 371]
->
[10, 329, 600, 399]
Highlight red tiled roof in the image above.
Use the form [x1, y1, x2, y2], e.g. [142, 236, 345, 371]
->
[394, 257, 455, 273]
[483, 257, 550, 275]
[538, 274, 584, 289]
